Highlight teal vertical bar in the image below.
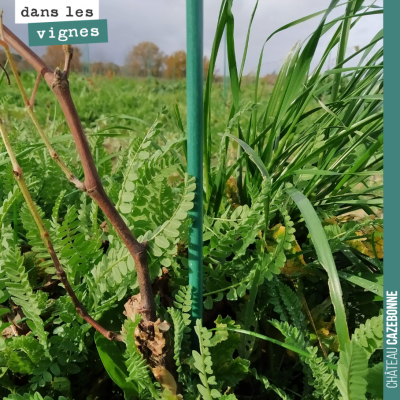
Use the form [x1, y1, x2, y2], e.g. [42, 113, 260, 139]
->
[385, 1, 399, 398]
[186, 0, 204, 321]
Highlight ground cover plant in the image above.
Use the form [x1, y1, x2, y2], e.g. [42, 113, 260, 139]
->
[0, 0, 383, 399]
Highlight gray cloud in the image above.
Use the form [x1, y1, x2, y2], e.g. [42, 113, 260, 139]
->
[1, 0, 382, 75]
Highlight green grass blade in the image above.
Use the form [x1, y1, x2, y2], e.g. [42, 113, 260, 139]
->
[252, 1, 342, 144]
[331, 0, 357, 101]
[287, 187, 350, 349]
[337, 271, 383, 297]
[225, 133, 269, 180]
[226, 0, 240, 111]
[95, 332, 139, 399]
[290, 170, 382, 177]
[172, 103, 187, 161]
[332, 133, 383, 195]
[278, 0, 340, 117]
[214, 327, 312, 359]
[239, 0, 259, 82]
[274, 111, 383, 189]
[203, 0, 229, 199]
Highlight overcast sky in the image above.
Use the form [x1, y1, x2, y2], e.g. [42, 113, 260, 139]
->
[1, 0, 383, 75]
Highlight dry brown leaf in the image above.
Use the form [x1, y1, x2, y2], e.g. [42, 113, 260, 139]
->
[152, 367, 181, 398]
[123, 293, 142, 321]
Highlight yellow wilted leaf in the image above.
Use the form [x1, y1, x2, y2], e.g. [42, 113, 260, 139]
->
[281, 239, 307, 277]
[347, 225, 383, 259]
[225, 176, 240, 209]
[264, 224, 307, 277]
[313, 316, 339, 352]
[362, 225, 383, 259]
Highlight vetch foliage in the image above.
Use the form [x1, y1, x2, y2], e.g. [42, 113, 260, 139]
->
[2, 247, 49, 351]
[168, 285, 192, 383]
[193, 320, 221, 400]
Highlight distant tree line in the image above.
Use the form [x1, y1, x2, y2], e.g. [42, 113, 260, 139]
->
[1, 42, 277, 83]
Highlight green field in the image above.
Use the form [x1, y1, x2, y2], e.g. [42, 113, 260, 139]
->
[1, 73, 265, 156]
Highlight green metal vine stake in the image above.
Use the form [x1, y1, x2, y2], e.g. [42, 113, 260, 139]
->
[186, 0, 204, 322]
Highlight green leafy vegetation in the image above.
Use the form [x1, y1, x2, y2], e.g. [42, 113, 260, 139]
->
[0, 0, 383, 399]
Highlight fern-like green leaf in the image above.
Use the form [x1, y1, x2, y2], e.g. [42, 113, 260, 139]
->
[269, 320, 308, 352]
[207, 179, 270, 261]
[117, 109, 167, 215]
[90, 242, 136, 305]
[263, 207, 296, 280]
[366, 362, 383, 399]
[303, 347, 338, 400]
[0, 186, 20, 228]
[335, 341, 368, 400]
[51, 190, 66, 224]
[270, 319, 338, 399]
[210, 316, 250, 388]
[352, 314, 383, 359]
[0, 336, 48, 376]
[147, 174, 195, 258]
[275, 280, 307, 332]
[7, 336, 47, 365]
[3, 247, 48, 350]
[54, 205, 102, 277]
[20, 203, 53, 270]
[168, 285, 192, 383]
[193, 320, 221, 400]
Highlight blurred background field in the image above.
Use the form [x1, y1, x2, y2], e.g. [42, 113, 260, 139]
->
[0, 45, 276, 170]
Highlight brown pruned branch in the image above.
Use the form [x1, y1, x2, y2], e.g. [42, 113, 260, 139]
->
[1, 23, 156, 323]
[0, 117, 123, 342]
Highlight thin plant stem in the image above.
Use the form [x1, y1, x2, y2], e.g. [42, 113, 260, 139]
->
[0, 38, 85, 191]
[0, 117, 123, 342]
[0, 62, 9, 84]
[297, 284, 328, 359]
[13, 201, 18, 245]
[203, 278, 249, 297]
[29, 72, 41, 109]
